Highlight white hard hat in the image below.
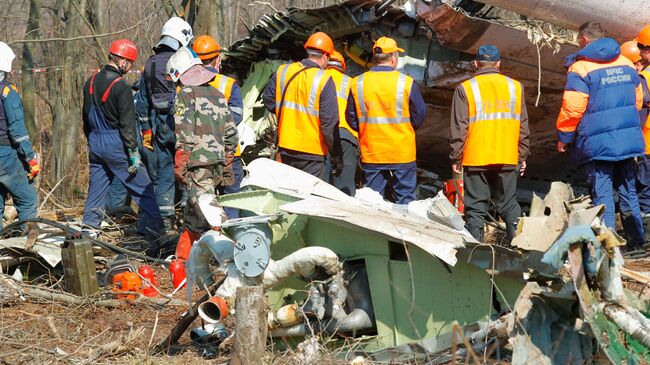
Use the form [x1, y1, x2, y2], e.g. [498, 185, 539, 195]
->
[161, 17, 193, 47]
[167, 47, 202, 82]
[0, 42, 16, 73]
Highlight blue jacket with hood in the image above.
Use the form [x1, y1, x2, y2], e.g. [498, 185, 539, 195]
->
[556, 38, 644, 166]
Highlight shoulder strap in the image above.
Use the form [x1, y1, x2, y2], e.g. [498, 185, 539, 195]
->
[101, 77, 123, 103]
[277, 64, 315, 123]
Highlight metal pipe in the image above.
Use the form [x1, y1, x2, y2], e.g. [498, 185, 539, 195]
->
[471, 0, 649, 40]
[375, 0, 398, 16]
[269, 323, 309, 337]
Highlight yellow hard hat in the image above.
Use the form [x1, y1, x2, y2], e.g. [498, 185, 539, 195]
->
[372, 37, 404, 54]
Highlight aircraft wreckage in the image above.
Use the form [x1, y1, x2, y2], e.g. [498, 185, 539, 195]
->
[223, 0, 650, 199]
[178, 0, 650, 363]
[177, 158, 650, 364]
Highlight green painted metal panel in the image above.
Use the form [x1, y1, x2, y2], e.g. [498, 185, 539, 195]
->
[218, 189, 299, 215]
[219, 189, 521, 353]
[385, 247, 493, 347]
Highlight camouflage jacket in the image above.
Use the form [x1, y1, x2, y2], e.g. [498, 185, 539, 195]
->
[173, 85, 238, 168]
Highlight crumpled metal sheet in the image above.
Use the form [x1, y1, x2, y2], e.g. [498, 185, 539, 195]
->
[242, 158, 469, 266]
[0, 236, 63, 267]
[281, 196, 466, 266]
[508, 282, 592, 365]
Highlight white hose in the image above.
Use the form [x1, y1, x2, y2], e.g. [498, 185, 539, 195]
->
[186, 230, 236, 302]
[262, 247, 340, 288]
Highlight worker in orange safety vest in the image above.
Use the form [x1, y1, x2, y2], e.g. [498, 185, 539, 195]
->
[346, 37, 426, 204]
[193, 35, 244, 218]
[627, 29, 650, 246]
[262, 32, 343, 180]
[326, 50, 358, 196]
[449, 45, 529, 243]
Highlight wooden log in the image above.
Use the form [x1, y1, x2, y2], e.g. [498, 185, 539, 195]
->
[232, 286, 267, 365]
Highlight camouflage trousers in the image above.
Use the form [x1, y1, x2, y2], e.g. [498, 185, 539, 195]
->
[184, 165, 224, 233]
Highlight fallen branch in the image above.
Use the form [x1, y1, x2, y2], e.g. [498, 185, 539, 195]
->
[151, 276, 226, 355]
[21, 286, 187, 308]
[0, 274, 186, 308]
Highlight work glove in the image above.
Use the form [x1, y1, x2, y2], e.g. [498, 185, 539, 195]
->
[127, 148, 140, 175]
[331, 155, 343, 177]
[142, 129, 154, 151]
[174, 149, 190, 185]
[27, 159, 41, 180]
[220, 152, 235, 187]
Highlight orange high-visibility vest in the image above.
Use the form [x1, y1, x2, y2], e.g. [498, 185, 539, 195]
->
[460, 73, 523, 166]
[209, 74, 242, 156]
[274, 62, 329, 156]
[327, 69, 358, 139]
[640, 69, 650, 155]
[351, 70, 415, 164]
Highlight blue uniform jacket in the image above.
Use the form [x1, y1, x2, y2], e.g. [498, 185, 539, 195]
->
[557, 38, 644, 165]
[1, 83, 35, 162]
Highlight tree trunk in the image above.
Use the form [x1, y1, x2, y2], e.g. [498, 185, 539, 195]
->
[47, 0, 87, 201]
[232, 286, 267, 365]
[20, 0, 41, 142]
[194, 0, 218, 39]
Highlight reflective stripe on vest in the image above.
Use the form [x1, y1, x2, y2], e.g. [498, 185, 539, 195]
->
[461, 73, 522, 166]
[640, 69, 650, 155]
[209, 74, 234, 101]
[352, 70, 415, 163]
[328, 69, 357, 139]
[208, 74, 241, 156]
[274, 62, 329, 156]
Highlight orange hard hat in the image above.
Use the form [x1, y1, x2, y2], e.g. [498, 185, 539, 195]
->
[328, 50, 346, 71]
[638, 25, 650, 47]
[192, 35, 221, 61]
[621, 40, 642, 63]
[304, 32, 334, 55]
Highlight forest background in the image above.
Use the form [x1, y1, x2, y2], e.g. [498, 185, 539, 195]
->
[2, 0, 338, 204]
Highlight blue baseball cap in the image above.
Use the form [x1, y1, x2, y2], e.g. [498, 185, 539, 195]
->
[476, 45, 500, 61]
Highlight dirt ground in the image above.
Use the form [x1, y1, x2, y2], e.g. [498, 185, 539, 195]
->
[2, 210, 650, 364]
[0, 262, 233, 364]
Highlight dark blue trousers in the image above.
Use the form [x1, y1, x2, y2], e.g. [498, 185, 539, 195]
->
[637, 156, 650, 214]
[585, 158, 644, 247]
[82, 133, 161, 237]
[218, 156, 244, 218]
[0, 147, 37, 228]
[362, 163, 416, 204]
[140, 113, 175, 220]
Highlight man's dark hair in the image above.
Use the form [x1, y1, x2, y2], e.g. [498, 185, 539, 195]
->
[579, 22, 605, 40]
[476, 60, 499, 68]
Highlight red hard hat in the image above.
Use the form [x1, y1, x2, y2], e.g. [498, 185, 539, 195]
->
[108, 39, 138, 62]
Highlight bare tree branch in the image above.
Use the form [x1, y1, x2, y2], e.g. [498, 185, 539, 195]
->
[8, 11, 157, 45]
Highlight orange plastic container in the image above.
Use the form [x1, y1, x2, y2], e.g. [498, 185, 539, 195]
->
[138, 265, 158, 297]
[112, 272, 143, 300]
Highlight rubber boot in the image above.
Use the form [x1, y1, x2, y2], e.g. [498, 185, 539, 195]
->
[621, 211, 644, 250]
[643, 215, 650, 249]
[144, 230, 162, 258]
[175, 228, 201, 260]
